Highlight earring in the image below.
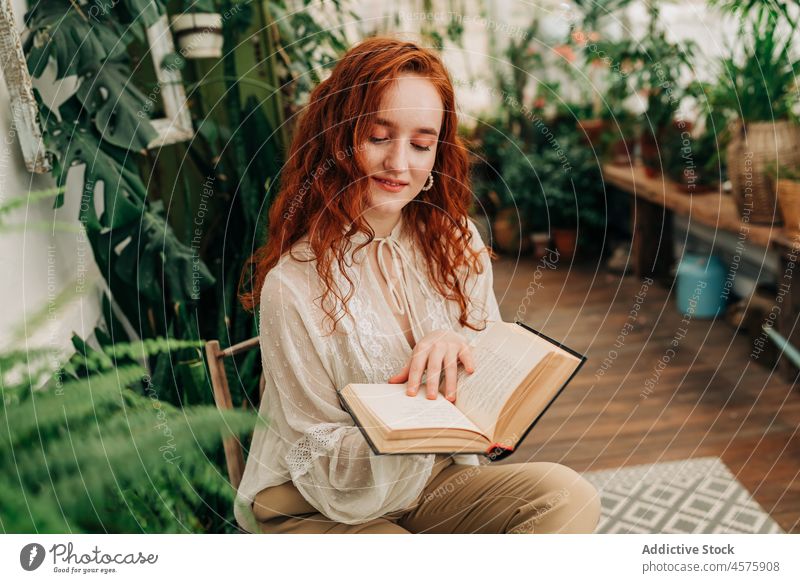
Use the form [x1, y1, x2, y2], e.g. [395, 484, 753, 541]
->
[421, 173, 434, 191]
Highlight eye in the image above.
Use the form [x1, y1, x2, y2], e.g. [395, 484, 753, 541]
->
[412, 143, 432, 152]
[369, 136, 389, 143]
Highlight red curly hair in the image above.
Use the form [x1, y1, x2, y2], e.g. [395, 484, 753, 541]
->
[239, 35, 490, 335]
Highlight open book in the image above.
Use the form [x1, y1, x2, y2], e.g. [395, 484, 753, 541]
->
[337, 321, 587, 460]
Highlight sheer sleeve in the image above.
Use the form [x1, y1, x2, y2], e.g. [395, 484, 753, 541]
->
[258, 270, 435, 524]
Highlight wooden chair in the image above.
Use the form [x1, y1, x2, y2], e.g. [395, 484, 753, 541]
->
[204, 337, 265, 491]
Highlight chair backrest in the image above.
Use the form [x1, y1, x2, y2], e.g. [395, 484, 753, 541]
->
[204, 337, 265, 491]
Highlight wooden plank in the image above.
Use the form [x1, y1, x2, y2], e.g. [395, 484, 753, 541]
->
[492, 257, 800, 533]
[603, 164, 778, 248]
[205, 340, 246, 491]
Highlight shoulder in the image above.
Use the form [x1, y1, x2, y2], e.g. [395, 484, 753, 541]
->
[261, 241, 318, 311]
[465, 216, 490, 250]
[463, 217, 493, 262]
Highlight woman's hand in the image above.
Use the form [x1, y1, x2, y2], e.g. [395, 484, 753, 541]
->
[387, 329, 475, 402]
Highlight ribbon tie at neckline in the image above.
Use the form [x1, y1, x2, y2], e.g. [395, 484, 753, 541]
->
[370, 233, 431, 338]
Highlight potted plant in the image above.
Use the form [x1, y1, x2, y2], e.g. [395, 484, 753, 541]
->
[492, 140, 536, 255]
[171, 0, 224, 59]
[711, 2, 800, 223]
[776, 163, 800, 234]
[617, 3, 695, 177]
[660, 80, 730, 193]
[661, 119, 723, 193]
[600, 110, 639, 167]
[635, 35, 695, 177]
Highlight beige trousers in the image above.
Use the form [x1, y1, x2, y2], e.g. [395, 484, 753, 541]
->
[256, 458, 601, 534]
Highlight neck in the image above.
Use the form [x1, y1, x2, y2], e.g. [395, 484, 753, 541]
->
[364, 211, 401, 239]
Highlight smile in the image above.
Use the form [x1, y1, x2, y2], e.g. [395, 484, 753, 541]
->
[372, 177, 408, 192]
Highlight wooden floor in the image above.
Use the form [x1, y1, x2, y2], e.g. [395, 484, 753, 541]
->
[492, 255, 800, 533]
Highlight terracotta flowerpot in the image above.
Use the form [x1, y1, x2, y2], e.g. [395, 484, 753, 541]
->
[642, 120, 692, 178]
[577, 118, 606, 149]
[777, 178, 800, 235]
[551, 228, 577, 260]
[491, 208, 530, 255]
[640, 130, 661, 177]
[727, 120, 800, 225]
[609, 136, 635, 167]
[530, 232, 551, 260]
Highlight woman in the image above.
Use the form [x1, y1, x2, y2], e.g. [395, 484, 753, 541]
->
[236, 36, 600, 534]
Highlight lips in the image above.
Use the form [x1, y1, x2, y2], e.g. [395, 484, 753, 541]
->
[373, 177, 409, 187]
[371, 176, 409, 193]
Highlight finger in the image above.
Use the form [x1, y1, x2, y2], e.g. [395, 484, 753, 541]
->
[388, 362, 410, 384]
[443, 346, 459, 402]
[459, 346, 476, 374]
[406, 348, 430, 396]
[425, 345, 447, 399]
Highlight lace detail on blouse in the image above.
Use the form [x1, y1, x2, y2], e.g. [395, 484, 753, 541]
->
[285, 423, 346, 479]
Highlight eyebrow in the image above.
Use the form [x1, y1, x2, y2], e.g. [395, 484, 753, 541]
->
[374, 117, 439, 137]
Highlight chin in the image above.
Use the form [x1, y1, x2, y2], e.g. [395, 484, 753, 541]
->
[368, 190, 414, 214]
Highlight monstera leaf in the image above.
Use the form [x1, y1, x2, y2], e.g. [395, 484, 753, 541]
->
[24, 1, 129, 79]
[91, 203, 215, 305]
[76, 61, 158, 151]
[121, 0, 166, 28]
[41, 97, 146, 230]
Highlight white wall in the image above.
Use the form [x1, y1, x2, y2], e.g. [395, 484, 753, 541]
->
[339, 0, 741, 124]
[0, 0, 102, 360]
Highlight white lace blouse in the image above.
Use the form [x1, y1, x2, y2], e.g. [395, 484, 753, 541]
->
[234, 216, 502, 532]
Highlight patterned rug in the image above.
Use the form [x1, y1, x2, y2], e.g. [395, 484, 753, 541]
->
[582, 457, 784, 534]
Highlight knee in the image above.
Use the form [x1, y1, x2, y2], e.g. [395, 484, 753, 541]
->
[512, 463, 601, 534]
[560, 466, 601, 533]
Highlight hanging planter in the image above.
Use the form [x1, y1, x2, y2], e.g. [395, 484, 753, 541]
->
[171, 11, 223, 59]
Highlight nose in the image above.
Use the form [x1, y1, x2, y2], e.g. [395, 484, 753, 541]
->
[383, 138, 409, 173]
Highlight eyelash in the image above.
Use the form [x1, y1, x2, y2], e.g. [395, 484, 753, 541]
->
[369, 137, 431, 152]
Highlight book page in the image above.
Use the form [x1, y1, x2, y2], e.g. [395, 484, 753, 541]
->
[346, 384, 484, 434]
[454, 322, 554, 433]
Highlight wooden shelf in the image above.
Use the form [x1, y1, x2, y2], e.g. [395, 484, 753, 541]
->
[603, 163, 800, 382]
[602, 164, 785, 249]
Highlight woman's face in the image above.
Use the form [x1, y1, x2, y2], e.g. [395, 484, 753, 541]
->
[360, 74, 444, 225]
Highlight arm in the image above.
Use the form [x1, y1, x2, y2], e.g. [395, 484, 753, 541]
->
[258, 272, 435, 524]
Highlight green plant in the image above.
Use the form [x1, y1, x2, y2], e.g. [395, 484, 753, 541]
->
[523, 132, 605, 242]
[498, 140, 547, 231]
[660, 80, 729, 189]
[635, 34, 696, 131]
[712, 10, 799, 122]
[765, 161, 800, 181]
[780, 164, 800, 181]
[22, 0, 353, 532]
[0, 169, 257, 534]
[708, 0, 799, 29]
[567, 0, 635, 31]
[0, 337, 258, 533]
[177, 0, 217, 12]
[557, 137, 604, 232]
[23, 1, 352, 405]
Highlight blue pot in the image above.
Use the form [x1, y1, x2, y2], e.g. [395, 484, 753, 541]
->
[676, 253, 728, 319]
